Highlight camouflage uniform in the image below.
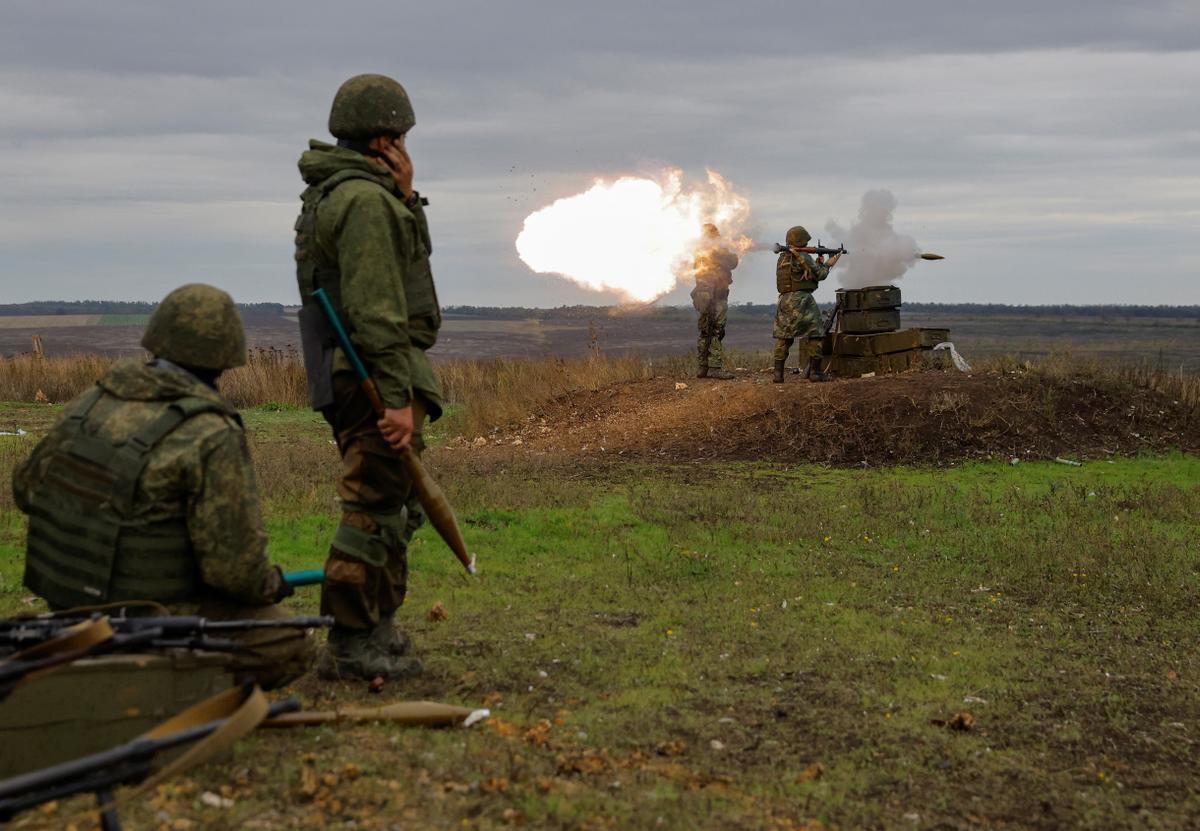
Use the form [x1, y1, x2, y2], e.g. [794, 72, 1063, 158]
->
[772, 226, 830, 366]
[691, 232, 739, 373]
[294, 75, 442, 679]
[12, 286, 312, 690]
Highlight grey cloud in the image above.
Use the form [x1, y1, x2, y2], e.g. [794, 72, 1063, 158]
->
[0, 2, 1197, 307]
[3, 1, 1197, 78]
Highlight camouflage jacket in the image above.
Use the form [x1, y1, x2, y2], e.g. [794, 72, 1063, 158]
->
[694, 244, 739, 290]
[12, 360, 282, 606]
[296, 141, 442, 416]
[776, 250, 830, 294]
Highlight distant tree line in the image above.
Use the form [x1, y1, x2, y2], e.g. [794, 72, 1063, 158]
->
[4, 300, 1195, 321]
[444, 302, 1200, 320]
[0, 301, 287, 317]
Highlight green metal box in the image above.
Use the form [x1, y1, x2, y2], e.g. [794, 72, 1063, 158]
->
[836, 286, 901, 312]
[840, 308, 901, 334]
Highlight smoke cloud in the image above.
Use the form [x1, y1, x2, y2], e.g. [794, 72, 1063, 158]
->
[515, 168, 751, 304]
[826, 189, 922, 289]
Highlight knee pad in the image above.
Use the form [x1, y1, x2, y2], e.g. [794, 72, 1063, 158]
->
[333, 506, 409, 566]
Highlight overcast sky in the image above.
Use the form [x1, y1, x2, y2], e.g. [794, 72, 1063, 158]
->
[1, 0, 1197, 307]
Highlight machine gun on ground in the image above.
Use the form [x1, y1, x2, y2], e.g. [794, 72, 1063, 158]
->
[0, 614, 332, 651]
[0, 614, 332, 700]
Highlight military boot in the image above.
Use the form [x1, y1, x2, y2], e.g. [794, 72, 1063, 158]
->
[317, 625, 423, 681]
[368, 615, 412, 656]
[696, 365, 709, 378]
[805, 356, 832, 382]
[773, 360, 785, 384]
[707, 367, 735, 380]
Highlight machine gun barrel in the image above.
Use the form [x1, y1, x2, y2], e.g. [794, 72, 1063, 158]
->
[0, 614, 333, 649]
[0, 696, 299, 824]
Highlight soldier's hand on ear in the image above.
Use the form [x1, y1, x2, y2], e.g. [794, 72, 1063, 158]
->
[371, 135, 414, 201]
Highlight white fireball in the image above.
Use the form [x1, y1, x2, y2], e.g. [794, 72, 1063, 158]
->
[515, 168, 751, 304]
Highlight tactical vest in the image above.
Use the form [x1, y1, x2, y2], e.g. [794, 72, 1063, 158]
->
[23, 387, 236, 610]
[777, 252, 821, 294]
[294, 169, 440, 410]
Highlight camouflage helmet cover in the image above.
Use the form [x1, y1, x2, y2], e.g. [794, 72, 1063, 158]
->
[141, 284, 247, 371]
[328, 74, 416, 139]
[785, 226, 811, 247]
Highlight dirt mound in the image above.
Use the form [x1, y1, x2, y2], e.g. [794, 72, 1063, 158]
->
[449, 368, 1199, 466]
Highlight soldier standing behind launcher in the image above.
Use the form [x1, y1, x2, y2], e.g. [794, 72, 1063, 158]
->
[692, 223, 739, 379]
[294, 74, 444, 681]
[11, 284, 312, 689]
[772, 225, 841, 383]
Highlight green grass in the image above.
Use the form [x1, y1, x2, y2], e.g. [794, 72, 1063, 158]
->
[1, 406, 1197, 829]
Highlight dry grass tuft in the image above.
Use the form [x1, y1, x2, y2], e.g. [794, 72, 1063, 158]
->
[438, 352, 694, 436]
[220, 348, 309, 409]
[3, 349, 1195, 446]
[0, 353, 114, 404]
[977, 353, 1200, 409]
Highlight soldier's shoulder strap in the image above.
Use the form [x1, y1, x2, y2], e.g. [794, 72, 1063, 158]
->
[66, 394, 238, 514]
[789, 251, 816, 276]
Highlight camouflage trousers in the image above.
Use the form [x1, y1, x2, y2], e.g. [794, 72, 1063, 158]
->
[772, 290, 821, 363]
[320, 372, 427, 631]
[692, 283, 729, 368]
[185, 596, 317, 690]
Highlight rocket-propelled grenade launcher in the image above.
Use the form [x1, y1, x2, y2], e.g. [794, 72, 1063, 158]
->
[771, 243, 944, 261]
[772, 242, 848, 257]
[310, 288, 477, 576]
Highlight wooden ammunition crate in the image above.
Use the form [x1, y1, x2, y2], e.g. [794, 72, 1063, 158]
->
[0, 652, 234, 777]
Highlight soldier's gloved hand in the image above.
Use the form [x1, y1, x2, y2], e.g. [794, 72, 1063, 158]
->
[271, 565, 296, 602]
[378, 406, 414, 451]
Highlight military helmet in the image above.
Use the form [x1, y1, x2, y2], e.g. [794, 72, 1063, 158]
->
[141, 284, 247, 371]
[328, 74, 415, 139]
[702, 223, 720, 238]
[785, 226, 811, 247]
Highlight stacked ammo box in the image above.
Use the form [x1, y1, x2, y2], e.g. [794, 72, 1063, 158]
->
[817, 285, 950, 377]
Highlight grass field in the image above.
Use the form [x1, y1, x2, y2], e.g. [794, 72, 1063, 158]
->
[1, 391, 1197, 830]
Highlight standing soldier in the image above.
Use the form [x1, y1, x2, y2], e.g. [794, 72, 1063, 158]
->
[772, 225, 840, 383]
[692, 223, 739, 379]
[294, 74, 443, 681]
[11, 284, 312, 690]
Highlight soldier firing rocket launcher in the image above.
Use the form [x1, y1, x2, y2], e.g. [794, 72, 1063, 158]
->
[772, 241, 848, 257]
[771, 242, 944, 261]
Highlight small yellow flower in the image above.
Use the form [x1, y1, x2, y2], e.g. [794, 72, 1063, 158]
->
[666, 629, 675, 636]
[952, 650, 961, 656]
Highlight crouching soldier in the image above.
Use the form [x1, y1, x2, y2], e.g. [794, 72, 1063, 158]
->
[11, 284, 314, 689]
